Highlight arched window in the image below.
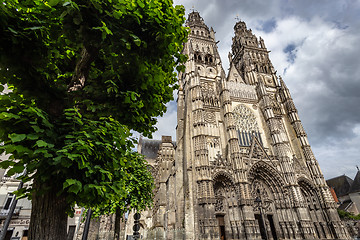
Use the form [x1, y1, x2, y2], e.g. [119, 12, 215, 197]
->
[233, 104, 262, 146]
[194, 52, 202, 62]
[204, 54, 213, 64]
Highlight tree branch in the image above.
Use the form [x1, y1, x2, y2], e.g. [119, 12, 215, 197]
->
[68, 46, 98, 92]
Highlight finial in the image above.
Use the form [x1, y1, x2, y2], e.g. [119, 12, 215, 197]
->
[357, 165, 359, 171]
[235, 14, 240, 21]
[191, 5, 195, 12]
[228, 52, 232, 63]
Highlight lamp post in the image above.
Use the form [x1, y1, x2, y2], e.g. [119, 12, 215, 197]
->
[133, 212, 141, 239]
[254, 196, 268, 240]
[82, 208, 92, 240]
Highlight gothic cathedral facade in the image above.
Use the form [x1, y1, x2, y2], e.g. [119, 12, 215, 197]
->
[133, 11, 349, 240]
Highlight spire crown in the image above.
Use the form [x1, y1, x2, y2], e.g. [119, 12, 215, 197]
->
[186, 11, 214, 41]
[234, 21, 247, 32]
[186, 11, 208, 29]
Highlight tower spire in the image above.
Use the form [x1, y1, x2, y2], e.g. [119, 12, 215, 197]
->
[229, 19, 277, 87]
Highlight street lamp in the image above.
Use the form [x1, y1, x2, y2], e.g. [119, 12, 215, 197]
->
[133, 212, 141, 239]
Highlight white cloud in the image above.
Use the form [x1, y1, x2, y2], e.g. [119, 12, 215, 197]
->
[152, 101, 177, 141]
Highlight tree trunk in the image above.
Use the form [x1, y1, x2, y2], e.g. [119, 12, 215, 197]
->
[29, 178, 68, 240]
[114, 207, 121, 240]
[68, 46, 98, 92]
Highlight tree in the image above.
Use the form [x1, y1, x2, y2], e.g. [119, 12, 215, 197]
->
[337, 209, 360, 221]
[0, 0, 188, 239]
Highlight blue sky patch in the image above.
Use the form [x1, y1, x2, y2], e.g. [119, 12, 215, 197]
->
[256, 18, 277, 33]
[284, 43, 297, 64]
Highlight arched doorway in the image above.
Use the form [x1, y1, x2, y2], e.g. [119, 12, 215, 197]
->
[213, 173, 239, 240]
[251, 179, 278, 240]
[298, 178, 329, 239]
[248, 161, 293, 240]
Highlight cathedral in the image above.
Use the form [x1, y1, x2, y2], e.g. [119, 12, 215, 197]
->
[127, 11, 350, 240]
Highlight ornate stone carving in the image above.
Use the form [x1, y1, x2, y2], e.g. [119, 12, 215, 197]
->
[201, 81, 219, 107]
[211, 151, 230, 167]
[292, 155, 307, 175]
[251, 179, 272, 212]
[207, 137, 220, 148]
[215, 197, 224, 212]
[233, 104, 259, 132]
[249, 139, 268, 160]
[269, 93, 282, 115]
[204, 111, 216, 124]
[226, 82, 258, 102]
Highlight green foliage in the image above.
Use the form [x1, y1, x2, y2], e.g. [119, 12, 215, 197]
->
[0, 0, 188, 216]
[337, 209, 360, 220]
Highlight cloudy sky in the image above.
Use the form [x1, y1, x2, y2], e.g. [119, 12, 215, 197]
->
[148, 0, 360, 180]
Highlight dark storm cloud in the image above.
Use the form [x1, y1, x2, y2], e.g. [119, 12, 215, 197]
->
[285, 27, 360, 144]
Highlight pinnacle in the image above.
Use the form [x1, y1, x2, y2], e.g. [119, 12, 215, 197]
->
[186, 11, 208, 29]
[279, 76, 288, 89]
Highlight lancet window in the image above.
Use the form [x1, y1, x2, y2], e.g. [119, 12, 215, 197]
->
[194, 52, 202, 62]
[204, 54, 213, 64]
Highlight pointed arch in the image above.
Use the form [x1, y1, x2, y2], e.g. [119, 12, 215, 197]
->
[212, 171, 240, 239]
[213, 171, 235, 186]
[297, 176, 316, 193]
[248, 161, 289, 240]
[298, 177, 328, 239]
[248, 160, 286, 195]
[204, 54, 214, 65]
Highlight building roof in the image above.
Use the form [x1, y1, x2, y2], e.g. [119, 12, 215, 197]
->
[326, 175, 354, 197]
[349, 170, 360, 194]
[139, 139, 162, 159]
[338, 199, 353, 211]
[138, 137, 176, 160]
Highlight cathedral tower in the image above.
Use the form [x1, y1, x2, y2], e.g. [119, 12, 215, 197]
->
[129, 11, 350, 240]
[174, 11, 349, 240]
[177, 10, 225, 240]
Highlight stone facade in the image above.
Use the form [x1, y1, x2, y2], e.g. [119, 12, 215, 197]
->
[128, 11, 351, 240]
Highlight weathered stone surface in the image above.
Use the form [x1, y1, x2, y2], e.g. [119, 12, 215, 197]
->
[122, 11, 350, 240]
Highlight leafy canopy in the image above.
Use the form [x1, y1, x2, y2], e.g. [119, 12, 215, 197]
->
[0, 0, 188, 215]
[337, 209, 360, 221]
